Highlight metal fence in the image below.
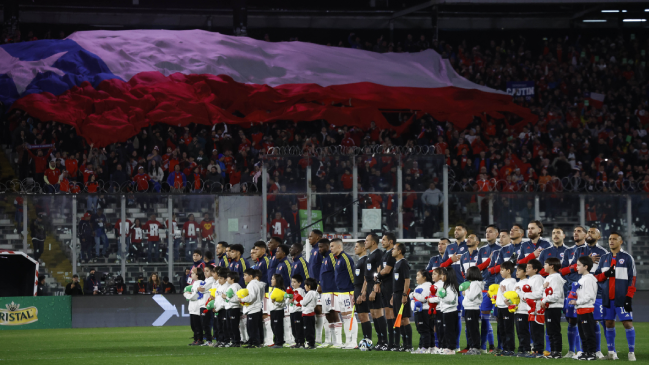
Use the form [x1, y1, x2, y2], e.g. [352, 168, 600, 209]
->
[3, 148, 648, 291]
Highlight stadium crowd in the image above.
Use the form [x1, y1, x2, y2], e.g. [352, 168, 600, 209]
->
[2, 29, 649, 198]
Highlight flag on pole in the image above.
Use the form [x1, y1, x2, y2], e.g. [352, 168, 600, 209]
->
[394, 303, 404, 328]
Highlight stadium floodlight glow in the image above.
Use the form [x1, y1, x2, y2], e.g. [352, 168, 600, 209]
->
[623, 19, 646, 22]
[583, 20, 606, 23]
[601, 10, 619, 13]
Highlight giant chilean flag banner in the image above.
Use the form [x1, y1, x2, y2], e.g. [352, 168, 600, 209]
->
[0, 30, 535, 147]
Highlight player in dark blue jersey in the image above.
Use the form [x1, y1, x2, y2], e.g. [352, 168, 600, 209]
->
[583, 227, 608, 359]
[330, 238, 357, 349]
[520, 220, 552, 259]
[216, 241, 230, 268]
[266, 237, 281, 285]
[318, 238, 342, 348]
[290, 242, 310, 289]
[477, 225, 500, 353]
[594, 232, 636, 361]
[227, 244, 250, 288]
[426, 238, 450, 271]
[561, 226, 588, 359]
[274, 244, 292, 291]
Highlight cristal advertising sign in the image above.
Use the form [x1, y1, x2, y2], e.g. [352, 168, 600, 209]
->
[0, 296, 71, 330]
[0, 301, 38, 325]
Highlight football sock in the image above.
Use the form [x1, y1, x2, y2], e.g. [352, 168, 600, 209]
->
[605, 327, 616, 352]
[375, 316, 388, 345]
[315, 314, 325, 343]
[404, 323, 413, 348]
[324, 318, 332, 344]
[545, 332, 550, 352]
[334, 322, 343, 346]
[594, 322, 602, 352]
[434, 331, 439, 347]
[575, 328, 582, 352]
[625, 327, 635, 353]
[361, 321, 372, 340]
[387, 318, 395, 346]
[342, 315, 357, 344]
[567, 324, 576, 352]
[393, 326, 401, 347]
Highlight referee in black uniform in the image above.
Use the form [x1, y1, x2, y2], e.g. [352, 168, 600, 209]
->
[378, 232, 397, 350]
[361, 233, 388, 350]
[391, 242, 413, 352]
[353, 240, 372, 341]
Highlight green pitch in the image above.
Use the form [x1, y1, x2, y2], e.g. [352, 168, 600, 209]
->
[0, 322, 645, 364]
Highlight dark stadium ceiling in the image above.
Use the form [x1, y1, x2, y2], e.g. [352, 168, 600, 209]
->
[3, 0, 648, 30]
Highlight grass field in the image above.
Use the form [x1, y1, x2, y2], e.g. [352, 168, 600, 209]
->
[0, 322, 645, 364]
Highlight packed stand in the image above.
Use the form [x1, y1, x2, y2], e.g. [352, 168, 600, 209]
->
[3, 29, 649, 197]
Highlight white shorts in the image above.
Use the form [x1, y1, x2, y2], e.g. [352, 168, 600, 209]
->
[262, 295, 270, 315]
[334, 292, 354, 313]
[316, 292, 322, 306]
[321, 293, 335, 313]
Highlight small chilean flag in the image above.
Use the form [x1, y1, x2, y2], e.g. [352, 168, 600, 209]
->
[587, 92, 605, 109]
[1, 30, 535, 147]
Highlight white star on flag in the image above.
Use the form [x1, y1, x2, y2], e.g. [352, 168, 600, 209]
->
[0, 48, 67, 95]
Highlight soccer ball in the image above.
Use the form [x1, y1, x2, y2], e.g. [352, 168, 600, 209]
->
[358, 339, 373, 351]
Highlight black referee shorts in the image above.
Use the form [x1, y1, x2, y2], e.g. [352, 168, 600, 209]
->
[368, 291, 383, 310]
[354, 289, 370, 314]
[381, 286, 393, 309]
[392, 293, 412, 318]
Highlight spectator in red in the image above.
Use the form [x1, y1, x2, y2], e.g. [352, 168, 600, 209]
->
[188, 166, 202, 193]
[230, 165, 242, 192]
[341, 168, 354, 191]
[26, 147, 52, 187]
[59, 171, 79, 194]
[65, 152, 79, 181]
[43, 160, 61, 193]
[269, 211, 289, 240]
[403, 183, 416, 210]
[199, 213, 215, 254]
[133, 166, 150, 191]
[144, 213, 164, 262]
